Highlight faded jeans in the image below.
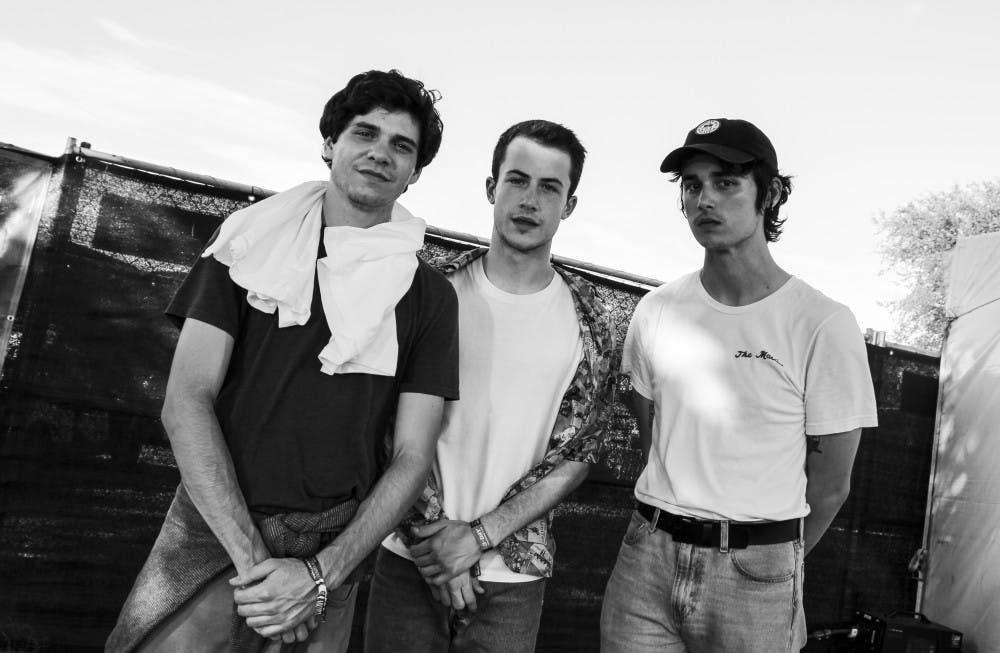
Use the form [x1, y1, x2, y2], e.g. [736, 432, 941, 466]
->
[600, 510, 806, 653]
[364, 546, 546, 653]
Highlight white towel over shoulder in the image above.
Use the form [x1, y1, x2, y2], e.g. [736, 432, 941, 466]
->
[203, 180, 425, 376]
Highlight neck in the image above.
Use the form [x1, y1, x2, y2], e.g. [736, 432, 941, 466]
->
[700, 244, 789, 306]
[482, 238, 555, 294]
[321, 182, 393, 228]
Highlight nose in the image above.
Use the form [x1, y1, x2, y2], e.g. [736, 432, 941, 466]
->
[518, 184, 540, 211]
[696, 186, 716, 210]
[366, 139, 391, 165]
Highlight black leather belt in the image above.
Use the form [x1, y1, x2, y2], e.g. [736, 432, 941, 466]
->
[637, 501, 799, 550]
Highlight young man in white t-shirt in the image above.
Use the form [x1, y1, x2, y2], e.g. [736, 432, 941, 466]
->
[600, 118, 878, 652]
[364, 120, 616, 653]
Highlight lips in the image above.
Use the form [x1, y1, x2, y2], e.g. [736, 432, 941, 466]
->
[511, 215, 540, 227]
[357, 168, 391, 182]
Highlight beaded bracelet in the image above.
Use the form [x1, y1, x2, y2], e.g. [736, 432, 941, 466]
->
[469, 518, 493, 551]
[301, 556, 328, 622]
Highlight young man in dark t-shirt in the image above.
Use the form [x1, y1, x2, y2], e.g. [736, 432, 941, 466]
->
[107, 69, 458, 653]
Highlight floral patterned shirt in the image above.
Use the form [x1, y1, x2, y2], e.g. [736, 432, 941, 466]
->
[401, 247, 617, 577]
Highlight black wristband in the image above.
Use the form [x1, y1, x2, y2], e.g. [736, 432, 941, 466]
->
[470, 518, 493, 551]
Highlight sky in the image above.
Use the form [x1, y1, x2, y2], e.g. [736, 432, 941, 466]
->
[3, 0, 998, 348]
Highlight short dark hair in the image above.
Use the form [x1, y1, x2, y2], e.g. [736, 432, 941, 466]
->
[491, 120, 586, 197]
[319, 69, 443, 172]
[672, 157, 793, 242]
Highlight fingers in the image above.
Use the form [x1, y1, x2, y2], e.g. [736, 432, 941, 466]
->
[409, 540, 434, 558]
[237, 601, 275, 618]
[281, 630, 296, 644]
[411, 520, 450, 539]
[472, 577, 485, 594]
[294, 623, 310, 642]
[460, 582, 478, 612]
[449, 586, 466, 610]
[229, 559, 276, 588]
[416, 563, 443, 580]
[438, 585, 452, 608]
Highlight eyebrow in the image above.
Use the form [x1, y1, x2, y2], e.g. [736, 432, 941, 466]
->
[505, 168, 564, 187]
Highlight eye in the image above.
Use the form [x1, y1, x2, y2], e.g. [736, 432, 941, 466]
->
[541, 183, 560, 194]
[395, 141, 415, 153]
[716, 178, 738, 189]
[355, 128, 375, 139]
[507, 177, 526, 186]
[682, 181, 701, 194]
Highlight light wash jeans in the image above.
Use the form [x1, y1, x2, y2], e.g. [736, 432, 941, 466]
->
[364, 546, 546, 653]
[600, 510, 807, 653]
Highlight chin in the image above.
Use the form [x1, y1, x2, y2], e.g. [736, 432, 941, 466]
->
[502, 235, 546, 254]
[347, 189, 392, 209]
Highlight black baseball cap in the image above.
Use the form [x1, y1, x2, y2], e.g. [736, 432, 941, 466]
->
[660, 118, 778, 173]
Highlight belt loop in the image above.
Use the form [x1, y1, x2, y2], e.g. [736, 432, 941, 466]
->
[719, 520, 730, 553]
[798, 517, 805, 545]
[648, 508, 661, 533]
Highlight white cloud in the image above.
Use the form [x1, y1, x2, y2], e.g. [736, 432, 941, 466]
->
[0, 38, 314, 188]
[94, 17, 193, 55]
[96, 18, 146, 47]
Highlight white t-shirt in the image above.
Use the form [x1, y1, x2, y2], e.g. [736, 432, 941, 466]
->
[622, 271, 878, 522]
[384, 257, 582, 581]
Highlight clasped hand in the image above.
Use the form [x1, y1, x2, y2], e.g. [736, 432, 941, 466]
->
[230, 558, 319, 644]
[410, 519, 485, 611]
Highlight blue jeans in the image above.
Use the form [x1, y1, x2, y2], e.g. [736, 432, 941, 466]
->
[600, 510, 806, 653]
[364, 547, 546, 653]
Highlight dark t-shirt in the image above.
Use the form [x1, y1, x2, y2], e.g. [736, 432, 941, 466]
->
[166, 248, 459, 516]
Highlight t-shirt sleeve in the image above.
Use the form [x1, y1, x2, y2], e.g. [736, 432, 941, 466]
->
[165, 251, 245, 337]
[397, 276, 460, 400]
[622, 294, 654, 399]
[804, 307, 879, 435]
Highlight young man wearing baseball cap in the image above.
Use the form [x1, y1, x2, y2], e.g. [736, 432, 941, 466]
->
[600, 118, 878, 652]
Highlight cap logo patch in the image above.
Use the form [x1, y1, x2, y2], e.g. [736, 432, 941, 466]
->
[695, 119, 720, 135]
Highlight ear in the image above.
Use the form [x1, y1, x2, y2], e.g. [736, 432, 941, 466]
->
[765, 177, 782, 210]
[321, 136, 335, 160]
[407, 167, 422, 187]
[485, 177, 497, 204]
[561, 195, 577, 220]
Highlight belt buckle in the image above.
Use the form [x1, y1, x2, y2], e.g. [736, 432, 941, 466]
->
[675, 517, 715, 547]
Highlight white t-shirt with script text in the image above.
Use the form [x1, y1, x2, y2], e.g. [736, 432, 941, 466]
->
[623, 271, 877, 522]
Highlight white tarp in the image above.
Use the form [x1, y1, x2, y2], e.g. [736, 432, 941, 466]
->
[923, 231, 1000, 652]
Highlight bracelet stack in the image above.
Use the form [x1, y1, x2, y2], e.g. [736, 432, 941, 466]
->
[302, 556, 328, 622]
[470, 518, 493, 551]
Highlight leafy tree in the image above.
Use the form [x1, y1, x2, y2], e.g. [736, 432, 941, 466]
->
[875, 180, 1000, 352]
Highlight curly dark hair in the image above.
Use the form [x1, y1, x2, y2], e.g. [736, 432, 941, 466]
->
[491, 120, 587, 197]
[319, 69, 443, 172]
[672, 158, 793, 242]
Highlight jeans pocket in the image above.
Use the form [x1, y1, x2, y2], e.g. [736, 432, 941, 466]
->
[622, 511, 647, 546]
[730, 542, 796, 583]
